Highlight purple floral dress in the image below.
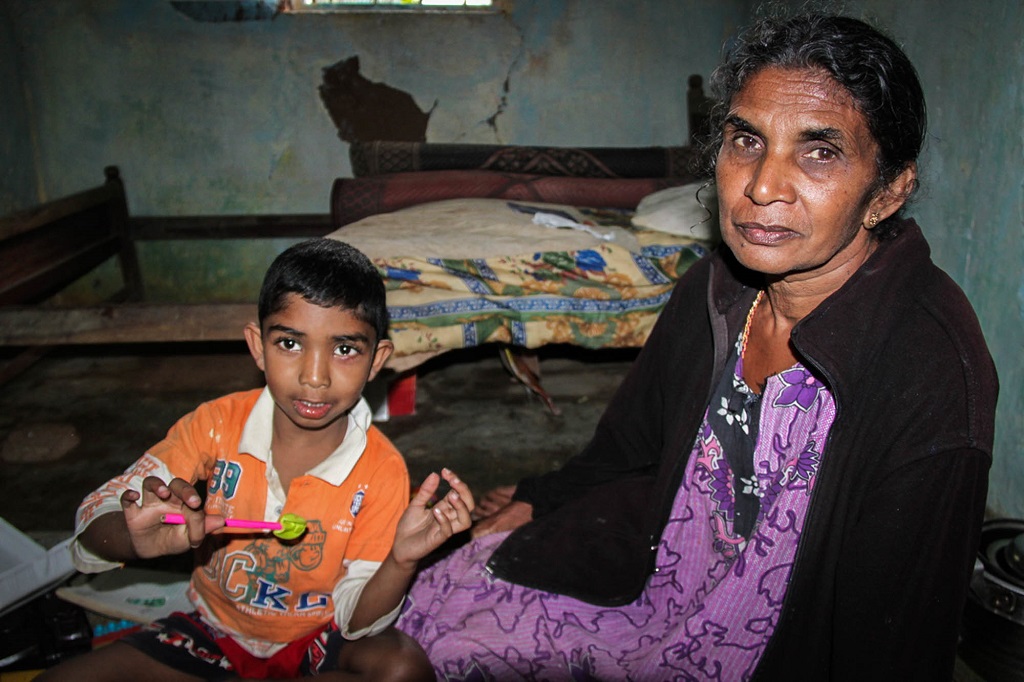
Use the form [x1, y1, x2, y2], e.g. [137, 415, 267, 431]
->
[398, 337, 836, 681]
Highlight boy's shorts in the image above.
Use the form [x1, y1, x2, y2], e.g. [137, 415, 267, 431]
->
[119, 611, 345, 679]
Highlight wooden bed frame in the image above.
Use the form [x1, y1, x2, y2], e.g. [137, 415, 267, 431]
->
[0, 166, 332, 380]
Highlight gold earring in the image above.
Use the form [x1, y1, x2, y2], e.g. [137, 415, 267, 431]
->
[868, 213, 880, 228]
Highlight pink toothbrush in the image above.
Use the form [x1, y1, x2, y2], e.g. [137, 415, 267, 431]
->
[161, 512, 307, 539]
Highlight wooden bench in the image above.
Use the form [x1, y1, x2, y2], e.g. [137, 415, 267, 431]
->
[0, 166, 332, 380]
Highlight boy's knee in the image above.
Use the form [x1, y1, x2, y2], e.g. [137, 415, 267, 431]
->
[374, 649, 435, 682]
[32, 642, 150, 682]
[337, 628, 435, 682]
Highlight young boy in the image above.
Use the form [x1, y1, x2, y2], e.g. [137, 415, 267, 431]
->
[40, 238, 472, 681]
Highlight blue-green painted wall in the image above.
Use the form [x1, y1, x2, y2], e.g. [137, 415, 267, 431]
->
[0, 3, 36, 212]
[819, 0, 1023, 520]
[2, 0, 1021, 517]
[2, 0, 745, 214]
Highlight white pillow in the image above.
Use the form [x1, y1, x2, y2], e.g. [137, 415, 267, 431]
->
[632, 182, 719, 241]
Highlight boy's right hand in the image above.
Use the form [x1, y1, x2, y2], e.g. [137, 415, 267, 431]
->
[119, 476, 224, 558]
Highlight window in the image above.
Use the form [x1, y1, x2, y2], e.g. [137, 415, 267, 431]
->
[288, 0, 499, 11]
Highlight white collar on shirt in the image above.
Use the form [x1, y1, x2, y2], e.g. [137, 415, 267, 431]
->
[236, 387, 372, 486]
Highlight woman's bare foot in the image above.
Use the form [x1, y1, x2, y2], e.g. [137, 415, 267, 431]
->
[471, 485, 516, 521]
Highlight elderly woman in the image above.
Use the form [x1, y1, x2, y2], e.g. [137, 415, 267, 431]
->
[396, 12, 998, 681]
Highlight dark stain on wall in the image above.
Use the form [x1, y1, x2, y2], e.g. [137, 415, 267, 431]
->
[170, 0, 284, 22]
[319, 57, 432, 143]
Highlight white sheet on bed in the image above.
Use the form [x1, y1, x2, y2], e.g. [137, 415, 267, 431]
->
[330, 198, 640, 260]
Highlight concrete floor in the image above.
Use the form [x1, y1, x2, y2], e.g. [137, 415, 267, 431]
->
[0, 342, 633, 536]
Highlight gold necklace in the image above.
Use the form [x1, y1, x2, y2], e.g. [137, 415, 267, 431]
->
[740, 289, 764, 360]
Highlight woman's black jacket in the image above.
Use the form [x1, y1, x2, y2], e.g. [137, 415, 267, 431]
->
[487, 220, 999, 681]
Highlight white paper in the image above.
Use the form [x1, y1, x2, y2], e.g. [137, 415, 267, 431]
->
[0, 517, 75, 617]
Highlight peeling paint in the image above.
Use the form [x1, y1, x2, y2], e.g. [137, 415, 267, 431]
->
[319, 56, 431, 143]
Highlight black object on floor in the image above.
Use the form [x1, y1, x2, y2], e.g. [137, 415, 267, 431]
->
[959, 518, 1024, 682]
[0, 590, 92, 672]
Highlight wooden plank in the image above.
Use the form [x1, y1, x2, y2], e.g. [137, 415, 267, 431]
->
[0, 182, 123, 242]
[0, 347, 50, 385]
[0, 303, 258, 346]
[0, 236, 122, 305]
[129, 214, 333, 240]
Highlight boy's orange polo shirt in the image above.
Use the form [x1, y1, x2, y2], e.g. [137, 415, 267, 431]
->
[74, 388, 410, 644]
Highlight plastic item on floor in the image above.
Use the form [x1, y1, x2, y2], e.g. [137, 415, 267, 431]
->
[0, 591, 91, 674]
[56, 567, 191, 624]
[387, 373, 417, 416]
[91, 619, 143, 647]
[373, 372, 417, 422]
[959, 517, 1024, 682]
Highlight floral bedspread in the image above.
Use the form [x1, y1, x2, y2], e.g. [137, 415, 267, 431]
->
[374, 217, 714, 368]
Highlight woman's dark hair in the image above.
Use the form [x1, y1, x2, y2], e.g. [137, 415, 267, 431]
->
[258, 238, 389, 343]
[703, 12, 927, 238]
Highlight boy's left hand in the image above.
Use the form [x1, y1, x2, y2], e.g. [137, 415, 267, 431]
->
[392, 468, 475, 568]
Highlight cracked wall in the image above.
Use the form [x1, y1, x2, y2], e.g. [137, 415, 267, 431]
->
[319, 56, 431, 143]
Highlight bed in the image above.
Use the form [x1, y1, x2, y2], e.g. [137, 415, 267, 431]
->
[332, 183, 716, 351]
[328, 135, 720, 412]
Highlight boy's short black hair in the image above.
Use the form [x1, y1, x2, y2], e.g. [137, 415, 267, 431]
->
[258, 238, 389, 343]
